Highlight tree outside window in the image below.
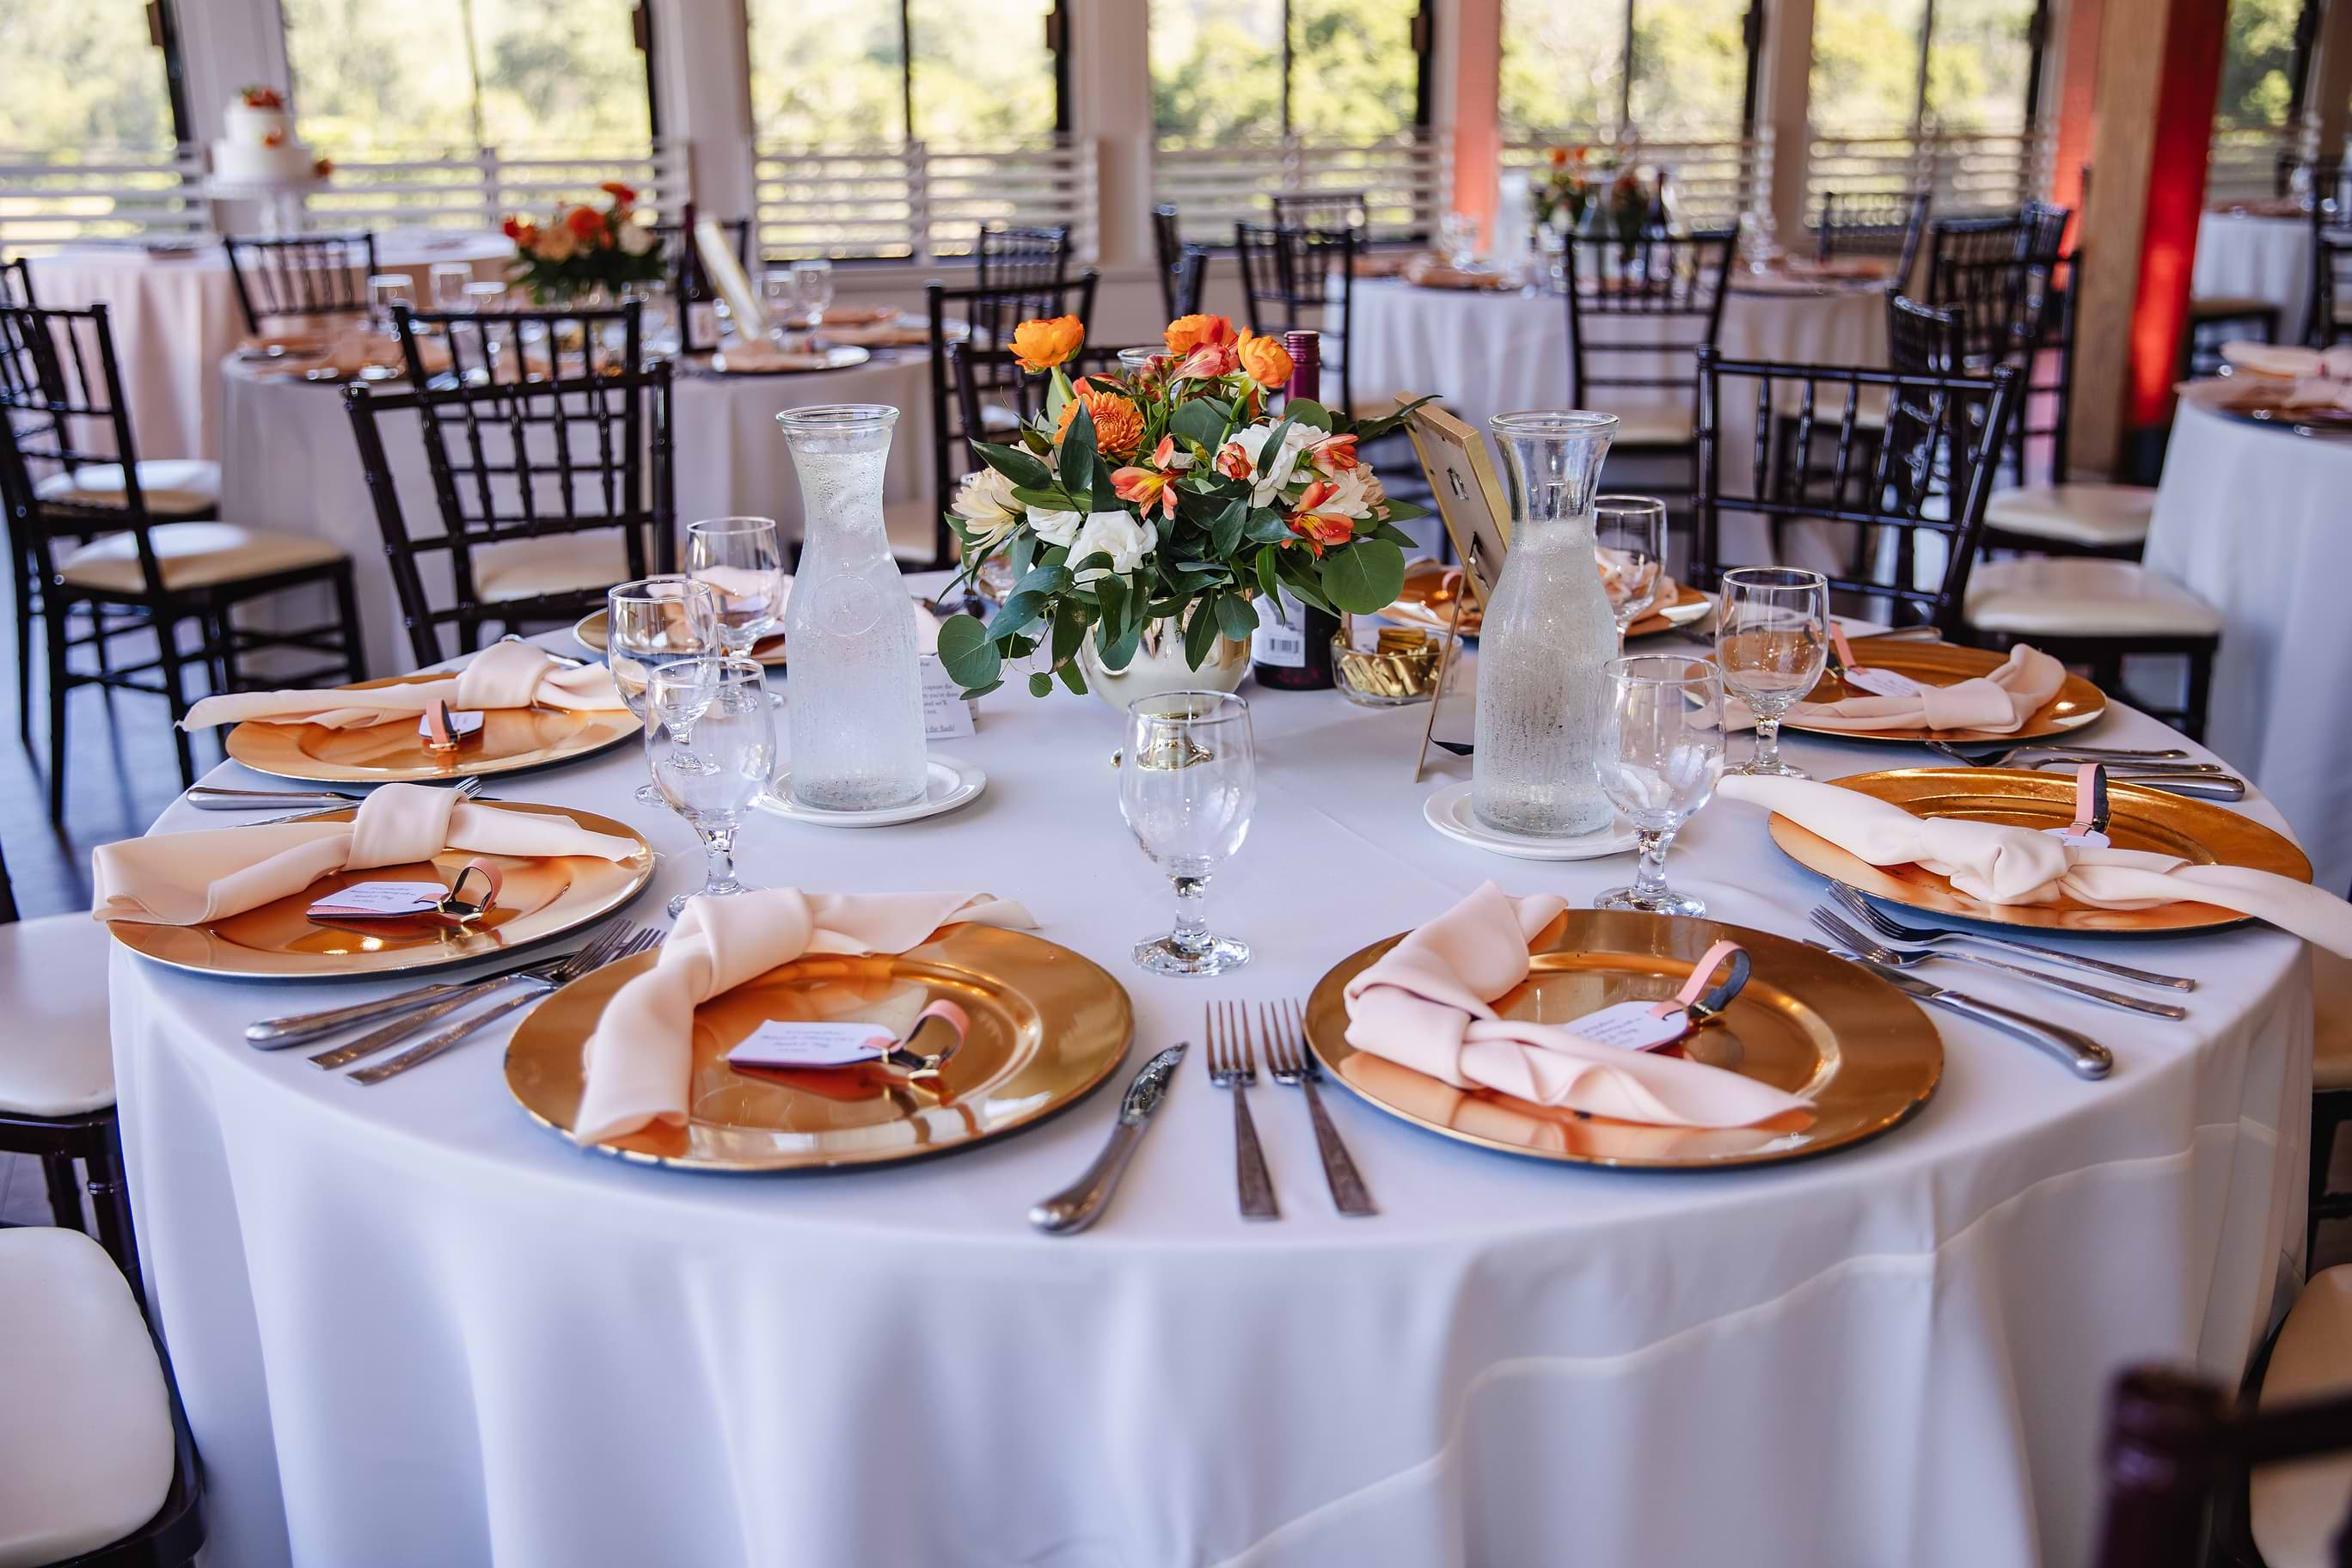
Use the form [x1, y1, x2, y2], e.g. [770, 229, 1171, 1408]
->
[1502, 0, 1755, 139]
[2215, 0, 2307, 131]
[1152, 0, 1427, 142]
[748, 0, 1059, 146]
[0, 0, 182, 151]
[1809, 0, 2043, 138]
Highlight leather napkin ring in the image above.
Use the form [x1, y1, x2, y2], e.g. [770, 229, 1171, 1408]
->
[1654, 940, 1751, 1025]
[2067, 763, 2110, 840]
[897, 999, 971, 1082]
[435, 860, 503, 923]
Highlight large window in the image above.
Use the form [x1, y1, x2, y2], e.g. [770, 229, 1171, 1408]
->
[2215, 0, 2309, 131]
[282, 0, 653, 153]
[1153, 0, 1429, 140]
[1809, 0, 2045, 136]
[1502, 0, 1757, 138]
[0, 0, 186, 150]
[748, 0, 1061, 146]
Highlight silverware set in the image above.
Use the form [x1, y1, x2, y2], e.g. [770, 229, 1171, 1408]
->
[197, 775, 493, 826]
[1923, 740, 2246, 800]
[1809, 908, 2188, 1019]
[1204, 1000, 1376, 1220]
[245, 920, 663, 1085]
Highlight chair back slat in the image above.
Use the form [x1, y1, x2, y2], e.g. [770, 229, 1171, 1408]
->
[1269, 190, 1369, 235]
[1151, 205, 1210, 322]
[223, 232, 382, 335]
[975, 224, 1073, 296]
[1561, 227, 1739, 410]
[1234, 222, 1357, 413]
[0, 258, 34, 309]
[1817, 189, 1932, 289]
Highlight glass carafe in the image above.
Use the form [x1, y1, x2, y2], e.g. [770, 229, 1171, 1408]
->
[775, 404, 927, 812]
[1472, 410, 1620, 837]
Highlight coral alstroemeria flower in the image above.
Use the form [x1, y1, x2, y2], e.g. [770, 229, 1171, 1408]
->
[1215, 439, 1253, 482]
[1112, 435, 1186, 520]
[599, 181, 637, 206]
[1164, 313, 1238, 358]
[1011, 315, 1086, 373]
[1308, 432, 1359, 471]
[1173, 341, 1240, 381]
[1236, 330, 1294, 389]
[1288, 480, 1357, 554]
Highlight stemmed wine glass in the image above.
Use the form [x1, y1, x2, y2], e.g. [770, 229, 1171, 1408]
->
[686, 516, 788, 703]
[793, 260, 835, 336]
[1594, 493, 1667, 647]
[608, 576, 720, 805]
[646, 657, 775, 919]
[1714, 566, 1828, 778]
[1593, 655, 1725, 917]
[366, 273, 413, 339]
[1118, 690, 1256, 977]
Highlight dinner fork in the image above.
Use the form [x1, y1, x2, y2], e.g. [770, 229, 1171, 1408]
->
[1923, 738, 2208, 769]
[1808, 909, 2189, 1020]
[1204, 1001, 1279, 1221]
[303, 920, 643, 1069]
[239, 775, 486, 826]
[1828, 883, 2196, 992]
[348, 927, 666, 1086]
[1258, 1001, 1375, 1217]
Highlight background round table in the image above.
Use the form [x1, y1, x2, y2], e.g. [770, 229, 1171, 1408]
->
[28, 231, 511, 462]
[215, 349, 935, 675]
[112, 613, 2312, 1568]
[2147, 396, 2352, 892]
[2192, 211, 2312, 347]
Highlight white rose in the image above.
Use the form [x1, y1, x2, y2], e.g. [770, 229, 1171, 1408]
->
[1319, 463, 1386, 519]
[950, 467, 1023, 548]
[1226, 420, 1321, 506]
[617, 220, 657, 256]
[1028, 507, 1084, 548]
[1069, 510, 1154, 584]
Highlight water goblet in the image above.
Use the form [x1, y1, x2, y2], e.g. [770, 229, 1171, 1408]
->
[366, 273, 413, 338]
[429, 262, 472, 311]
[608, 575, 720, 805]
[646, 657, 775, 919]
[686, 516, 787, 701]
[1593, 655, 1725, 917]
[1439, 211, 1480, 270]
[793, 259, 835, 334]
[461, 279, 507, 314]
[762, 267, 800, 344]
[1594, 494, 1668, 646]
[1714, 566, 1828, 778]
[1118, 690, 1255, 977]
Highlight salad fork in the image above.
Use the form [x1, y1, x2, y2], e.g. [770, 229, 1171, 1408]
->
[1828, 883, 2195, 991]
[1923, 738, 2209, 770]
[304, 920, 640, 1069]
[239, 775, 486, 826]
[1808, 909, 2189, 1020]
[347, 927, 666, 1086]
[1204, 1001, 1279, 1221]
[1258, 1001, 1375, 1217]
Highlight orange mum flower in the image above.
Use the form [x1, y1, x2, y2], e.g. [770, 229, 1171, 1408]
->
[1236, 330, 1294, 389]
[1011, 315, 1086, 373]
[564, 205, 604, 242]
[1164, 313, 1237, 358]
[1054, 383, 1144, 457]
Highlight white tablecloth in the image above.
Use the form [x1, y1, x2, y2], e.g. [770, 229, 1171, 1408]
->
[113, 610, 2313, 1568]
[2147, 398, 2352, 893]
[216, 351, 934, 674]
[28, 232, 512, 463]
[2192, 212, 2312, 347]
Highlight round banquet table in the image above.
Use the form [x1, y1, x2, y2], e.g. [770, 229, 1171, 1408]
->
[28, 231, 512, 463]
[2192, 211, 2313, 348]
[215, 349, 934, 677]
[110, 603, 2316, 1568]
[2146, 396, 2352, 893]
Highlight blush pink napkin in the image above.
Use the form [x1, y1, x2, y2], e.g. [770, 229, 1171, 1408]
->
[177, 641, 624, 732]
[92, 781, 640, 926]
[1341, 882, 1813, 1128]
[1721, 775, 2352, 955]
[2220, 341, 2352, 381]
[572, 887, 1036, 1144]
[1786, 643, 2066, 734]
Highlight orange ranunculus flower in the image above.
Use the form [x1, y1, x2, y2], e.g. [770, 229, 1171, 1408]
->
[1288, 480, 1357, 554]
[599, 181, 637, 206]
[1236, 330, 1293, 389]
[1054, 383, 1144, 457]
[1011, 315, 1085, 372]
[1164, 313, 1237, 358]
[565, 205, 604, 242]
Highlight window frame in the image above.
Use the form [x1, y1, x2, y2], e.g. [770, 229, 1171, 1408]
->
[1500, 0, 1768, 142]
[1152, 0, 1436, 138]
[745, 0, 1069, 148]
[1901, 0, 2055, 135]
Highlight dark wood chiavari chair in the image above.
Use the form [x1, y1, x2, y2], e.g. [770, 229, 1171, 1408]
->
[0, 301, 361, 812]
[1269, 189, 1369, 235]
[974, 224, 1073, 296]
[1234, 221, 1363, 416]
[220, 231, 382, 335]
[2312, 230, 2352, 349]
[941, 337, 1124, 454]
[923, 270, 1099, 568]
[1151, 204, 1210, 322]
[1562, 226, 1739, 503]
[351, 301, 672, 665]
[1, 255, 35, 307]
[1692, 348, 2023, 633]
[652, 207, 752, 356]
[1816, 188, 1932, 280]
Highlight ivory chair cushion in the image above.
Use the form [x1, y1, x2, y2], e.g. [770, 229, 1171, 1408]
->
[34, 459, 220, 518]
[1983, 482, 2156, 549]
[1963, 556, 2222, 639]
[887, 499, 946, 565]
[1608, 404, 1698, 446]
[0, 1228, 176, 1568]
[2250, 1265, 2352, 1568]
[2317, 947, 2352, 1094]
[471, 533, 633, 603]
[0, 912, 113, 1118]
[58, 521, 343, 596]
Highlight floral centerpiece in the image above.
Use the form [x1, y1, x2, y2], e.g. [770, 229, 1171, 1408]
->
[500, 183, 665, 305]
[934, 312, 1430, 701]
[1532, 145, 1597, 233]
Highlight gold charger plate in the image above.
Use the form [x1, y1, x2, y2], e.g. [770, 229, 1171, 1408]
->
[224, 671, 641, 783]
[1782, 639, 2106, 744]
[1387, 567, 1706, 640]
[1302, 910, 1940, 1170]
[571, 608, 787, 666]
[1767, 767, 2313, 934]
[505, 923, 1135, 1172]
[1626, 581, 1711, 639]
[108, 801, 655, 979]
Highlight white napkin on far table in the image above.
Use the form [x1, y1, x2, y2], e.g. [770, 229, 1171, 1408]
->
[177, 641, 623, 731]
[1785, 644, 2067, 734]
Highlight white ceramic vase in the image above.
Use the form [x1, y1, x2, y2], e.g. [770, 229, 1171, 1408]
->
[1077, 611, 1250, 713]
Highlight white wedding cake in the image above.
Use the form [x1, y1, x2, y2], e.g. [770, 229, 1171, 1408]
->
[211, 88, 324, 187]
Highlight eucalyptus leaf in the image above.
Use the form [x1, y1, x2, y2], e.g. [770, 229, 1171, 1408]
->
[1055, 658, 1088, 696]
[1009, 529, 1036, 580]
[1095, 573, 1127, 634]
[1215, 591, 1259, 642]
[1014, 563, 1073, 599]
[1012, 485, 1075, 511]
[1171, 397, 1228, 452]
[986, 591, 1048, 640]
[1319, 538, 1407, 615]
[1050, 608, 1087, 666]
[1099, 616, 1143, 671]
[1028, 671, 1054, 698]
[1183, 597, 1220, 669]
[1284, 398, 1332, 432]
[1351, 393, 1440, 442]
[935, 614, 1003, 694]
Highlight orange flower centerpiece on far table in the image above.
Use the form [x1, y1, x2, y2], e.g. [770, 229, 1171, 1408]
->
[501, 182, 666, 305]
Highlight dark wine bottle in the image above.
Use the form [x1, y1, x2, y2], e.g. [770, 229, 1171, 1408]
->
[1250, 329, 1338, 689]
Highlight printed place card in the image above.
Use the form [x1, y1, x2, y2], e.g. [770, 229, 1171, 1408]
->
[307, 881, 450, 920]
[726, 1020, 895, 1071]
[1841, 665, 1927, 699]
[1564, 1000, 1692, 1052]
[417, 708, 486, 741]
[920, 657, 976, 741]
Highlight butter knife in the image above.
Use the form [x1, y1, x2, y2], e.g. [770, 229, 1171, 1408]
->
[1826, 946, 2115, 1080]
[1029, 1043, 1187, 1234]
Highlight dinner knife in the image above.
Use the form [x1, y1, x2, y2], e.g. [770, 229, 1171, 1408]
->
[1831, 948, 2116, 1081]
[1029, 1043, 1188, 1235]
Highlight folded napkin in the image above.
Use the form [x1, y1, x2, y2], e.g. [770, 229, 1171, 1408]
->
[93, 781, 639, 926]
[1785, 643, 2065, 734]
[817, 304, 900, 328]
[1401, 254, 1514, 291]
[2220, 341, 2352, 381]
[1596, 549, 1672, 615]
[709, 340, 844, 373]
[1720, 774, 2352, 955]
[178, 640, 623, 731]
[572, 887, 1035, 1143]
[1342, 882, 1814, 1128]
[817, 321, 929, 348]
